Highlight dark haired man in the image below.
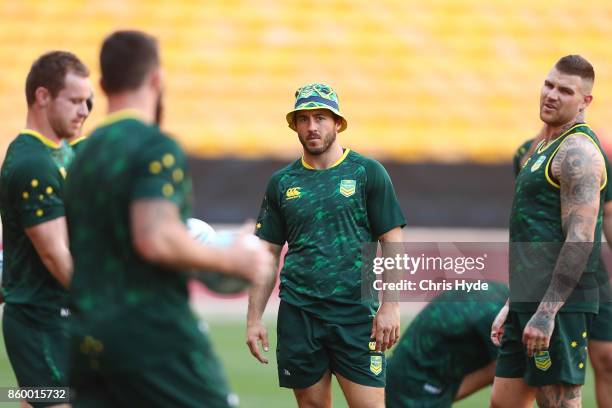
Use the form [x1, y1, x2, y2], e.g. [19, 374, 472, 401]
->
[491, 55, 606, 408]
[65, 30, 272, 407]
[0, 50, 91, 407]
[247, 82, 406, 408]
[509, 130, 612, 407]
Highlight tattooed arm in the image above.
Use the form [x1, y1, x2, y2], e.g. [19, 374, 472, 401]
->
[522, 133, 604, 356]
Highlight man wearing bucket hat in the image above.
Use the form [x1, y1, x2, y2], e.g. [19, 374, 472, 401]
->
[247, 82, 406, 407]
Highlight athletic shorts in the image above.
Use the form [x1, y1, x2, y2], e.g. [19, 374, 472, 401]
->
[386, 369, 458, 408]
[496, 311, 593, 386]
[276, 300, 385, 389]
[2, 304, 69, 408]
[70, 324, 237, 408]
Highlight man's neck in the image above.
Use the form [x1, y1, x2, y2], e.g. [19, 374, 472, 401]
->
[25, 110, 61, 144]
[106, 89, 155, 124]
[543, 113, 585, 142]
[302, 142, 345, 170]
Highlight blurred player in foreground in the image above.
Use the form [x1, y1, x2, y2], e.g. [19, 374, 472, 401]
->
[64, 30, 272, 407]
[0, 51, 91, 408]
[386, 282, 508, 407]
[247, 83, 406, 408]
[491, 55, 606, 408]
[507, 126, 612, 407]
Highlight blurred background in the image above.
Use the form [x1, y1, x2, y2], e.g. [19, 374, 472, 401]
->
[2, 0, 612, 227]
[1, 0, 611, 406]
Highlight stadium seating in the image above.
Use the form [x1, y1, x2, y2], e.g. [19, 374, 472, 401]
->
[1, 0, 611, 162]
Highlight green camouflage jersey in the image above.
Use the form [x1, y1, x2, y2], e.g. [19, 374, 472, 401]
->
[65, 110, 200, 373]
[513, 138, 612, 293]
[387, 282, 508, 390]
[509, 123, 606, 313]
[256, 149, 406, 323]
[512, 139, 534, 176]
[0, 130, 73, 327]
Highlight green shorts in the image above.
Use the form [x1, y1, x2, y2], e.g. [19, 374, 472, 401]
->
[276, 300, 385, 389]
[496, 311, 593, 386]
[71, 349, 238, 408]
[386, 367, 458, 408]
[591, 279, 612, 341]
[2, 304, 69, 407]
[385, 353, 459, 408]
[591, 302, 612, 341]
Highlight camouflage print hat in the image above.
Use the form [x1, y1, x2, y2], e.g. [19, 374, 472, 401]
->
[286, 82, 348, 132]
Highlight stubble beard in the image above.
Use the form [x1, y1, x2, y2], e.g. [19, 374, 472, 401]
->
[299, 131, 337, 156]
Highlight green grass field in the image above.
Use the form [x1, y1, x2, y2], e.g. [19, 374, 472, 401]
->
[0, 318, 599, 407]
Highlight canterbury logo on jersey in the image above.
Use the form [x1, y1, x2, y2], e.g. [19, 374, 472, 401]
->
[286, 187, 302, 200]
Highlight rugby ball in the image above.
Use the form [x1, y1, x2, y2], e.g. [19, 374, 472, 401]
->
[187, 218, 249, 295]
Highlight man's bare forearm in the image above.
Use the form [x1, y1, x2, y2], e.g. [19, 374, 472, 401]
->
[247, 270, 277, 323]
[379, 227, 404, 303]
[247, 245, 280, 322]
[537, 240, 593, 316]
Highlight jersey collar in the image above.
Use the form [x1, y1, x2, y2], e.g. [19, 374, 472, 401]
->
[20, 129, 61, 149]
[98, 109, 145, 128]
[69, 136, 87, 146]
[301, 148, 350, 170]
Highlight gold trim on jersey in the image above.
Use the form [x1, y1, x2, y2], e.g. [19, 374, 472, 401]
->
[98, 109, 144, 128]
[537, 124, 585, 154]
[544, 130, 607, 191]
[20, 129, 60, 149]
[69, 136, 87, 146]
[301, 148, 350, 170]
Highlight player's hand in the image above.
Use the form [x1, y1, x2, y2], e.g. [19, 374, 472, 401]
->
[522, 311, 555, 357]
[490, 303, 509, 347]
[227, 222, 273, 284]
[246, 319, 269, 364]
[371, 302, 400, 352]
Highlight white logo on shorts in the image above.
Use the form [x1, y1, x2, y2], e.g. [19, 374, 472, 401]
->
[423, 383, 443, 395]
[283, 369, 291, 376]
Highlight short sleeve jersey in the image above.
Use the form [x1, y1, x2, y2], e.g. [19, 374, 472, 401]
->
[256, 149, 406, 323]
[0, 130, 72, 325]
[65, 111, 200, 371]
[387, 282, 508, 387]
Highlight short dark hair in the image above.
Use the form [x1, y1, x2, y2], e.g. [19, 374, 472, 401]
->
[25, 51, 89, 106]
[100, 30, 160, 94]
[555, 55, 595, 84]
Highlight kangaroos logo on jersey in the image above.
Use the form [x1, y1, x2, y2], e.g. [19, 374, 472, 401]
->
[534, 351, 552, 371]
[370, 355, 383, 375]
[339, 179, 356, 197]
[530, 156, 546, 172]
[285, 187, 301, 200]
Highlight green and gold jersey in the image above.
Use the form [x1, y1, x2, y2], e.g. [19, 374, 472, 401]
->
[509, 124, 606, 313]
[65, 110, 199, 372]
[256, 149, 406, 323]
[68, 136, 87, 155]
[513, 139, 534, 176]
[387, 282, 508, 388]
[513, 138, 612, 295]
[0, 130, 72, 326]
